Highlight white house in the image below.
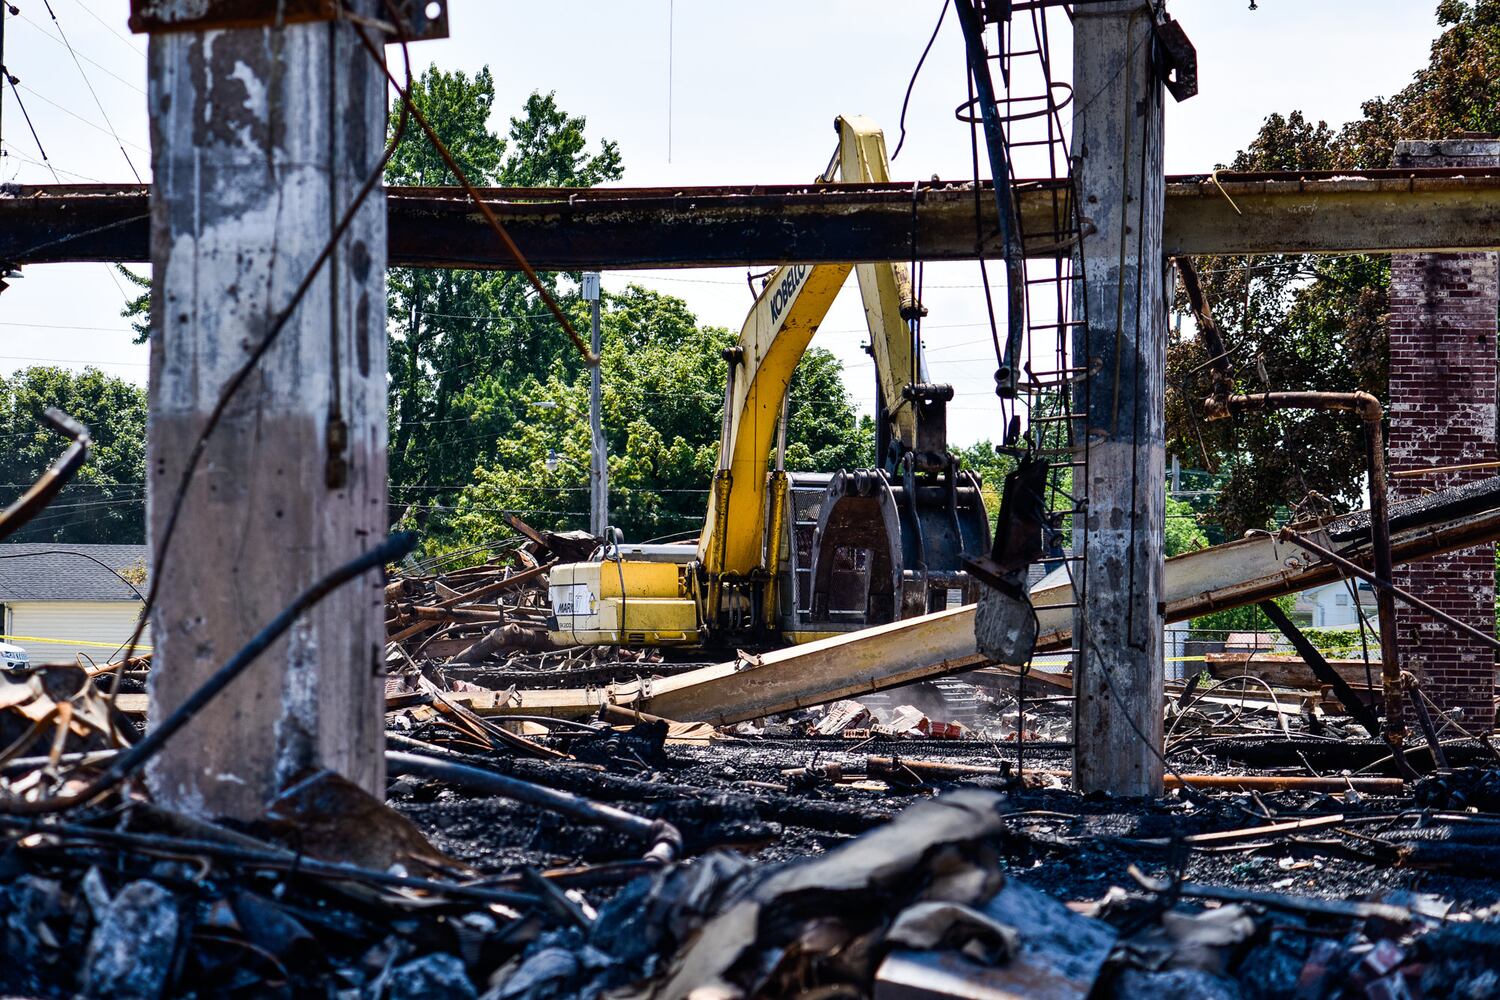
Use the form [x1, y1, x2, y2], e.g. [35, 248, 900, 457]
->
[1294, 578, 1377, 629]
[0, 544, 150, 666]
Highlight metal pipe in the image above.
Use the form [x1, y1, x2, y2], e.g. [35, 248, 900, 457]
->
[1363, 415, 1407, 742]
[952, 0, 1027, 394]
[385, 750, 681, 864]
[1202, 390, 1382, 423]
[1203, 390, 1404, 742]
[1392, 458, 1500, 479]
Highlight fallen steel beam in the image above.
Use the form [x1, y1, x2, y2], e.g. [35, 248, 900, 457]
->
[14, 168, 1500, 269]
[119, 479, 1500, 726]
[433, 479, 1500, 724]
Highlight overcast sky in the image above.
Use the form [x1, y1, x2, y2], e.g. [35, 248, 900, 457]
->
[0, 1, 1447, 445]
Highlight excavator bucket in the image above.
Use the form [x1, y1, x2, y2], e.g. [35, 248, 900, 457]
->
[780, 464, 991, 637]
[966, 456, 1050, 665]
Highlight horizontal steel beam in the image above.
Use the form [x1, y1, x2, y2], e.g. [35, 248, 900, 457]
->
[10, 168, 1500, 270]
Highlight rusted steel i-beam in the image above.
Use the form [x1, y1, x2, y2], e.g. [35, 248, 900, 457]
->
[14, 168, 1500, 269]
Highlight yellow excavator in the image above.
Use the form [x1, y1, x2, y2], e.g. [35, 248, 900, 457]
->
[548, 116, 991, 650]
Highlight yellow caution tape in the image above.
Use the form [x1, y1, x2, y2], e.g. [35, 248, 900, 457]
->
[0, 633, 152, 652]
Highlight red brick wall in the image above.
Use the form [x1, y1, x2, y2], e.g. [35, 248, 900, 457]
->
[1388, 140, 1500, 730]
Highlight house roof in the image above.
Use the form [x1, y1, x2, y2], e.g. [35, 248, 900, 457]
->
[0, 544, 149, 602]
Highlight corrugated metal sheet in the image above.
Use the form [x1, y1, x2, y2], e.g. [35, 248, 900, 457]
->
[3, 601, 150, 666]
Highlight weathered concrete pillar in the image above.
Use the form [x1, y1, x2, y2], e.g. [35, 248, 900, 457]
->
[1071, 2, 1167, 795]
[145, 12, 389, 817]
[1388, 138, 1500, 732]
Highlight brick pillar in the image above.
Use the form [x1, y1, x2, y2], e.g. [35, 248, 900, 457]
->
[1388, 139, 1500, 731]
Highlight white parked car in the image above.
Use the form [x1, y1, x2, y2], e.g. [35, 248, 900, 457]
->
[0, 641, 29, 674]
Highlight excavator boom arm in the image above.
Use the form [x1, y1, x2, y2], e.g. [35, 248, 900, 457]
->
[697, 116, 923, 583]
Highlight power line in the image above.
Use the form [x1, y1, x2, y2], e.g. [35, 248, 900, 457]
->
[64, 0, 145, 59]
[0, 353, 148, 368]
[38, 0, 141, 180]
[2, 148, 103, 182]
[14, 81, 149, 156]
[0, 320, 135, 334]
[13, 7, 144, 96]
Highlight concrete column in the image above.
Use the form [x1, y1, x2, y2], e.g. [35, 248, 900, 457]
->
[1070, 2, 1167, 795]
[144, 12, 389, 817]
[1388, 138, 1500, 731]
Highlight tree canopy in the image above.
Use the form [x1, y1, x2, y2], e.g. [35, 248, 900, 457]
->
[384, 68, 868, 553]
[1169, 0, 1500, 534]
[0, 367, 146, 544]
[442, 286, 866, 547]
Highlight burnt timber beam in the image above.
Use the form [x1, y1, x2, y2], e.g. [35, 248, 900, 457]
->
[13, 168, 1500, 269]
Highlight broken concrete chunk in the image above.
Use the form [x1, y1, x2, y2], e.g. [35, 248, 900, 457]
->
[80, 867, 111, 922]
[1160, 905, 1255, 974]
[651, 791, 1012, 999]
[983, 879, 1116, 993]
[388, 952, 477, 1000]
[260, 768, 462, 876]
[885, 901, 1018, 965]
[489, 943, 613, 1000]
[82, 880, 179, 1000]
[2, 874, 69, 965]
[813, 700, 874, 736]
[975, 583, 1040, 666]
[231, 890, 317, 961]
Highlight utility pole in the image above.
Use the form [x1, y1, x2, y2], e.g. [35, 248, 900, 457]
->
[0, 1, 6, 166]
[1072, 2, 1168, 796]
[582, 271, 608, 537]
[143, 6, 389, 817]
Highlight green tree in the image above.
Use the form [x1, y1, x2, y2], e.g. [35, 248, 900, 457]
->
[116, 265, 151, 344]
[0, 367, 147, 543]
[1164, 495, 1209, 557]
[385, 69, 623, 535]
[442, 286, 867, 547]
[1170, 1, 1500, 534]
[954, 441, 1016, 535]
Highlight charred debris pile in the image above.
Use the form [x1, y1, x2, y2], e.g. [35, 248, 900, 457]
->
[2, 718, 1500, 998]
[0, 531, 1498, 998]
